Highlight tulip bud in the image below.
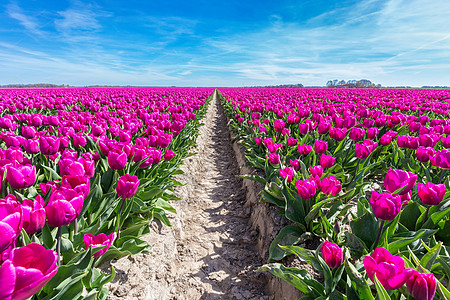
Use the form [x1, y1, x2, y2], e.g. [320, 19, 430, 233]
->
[417, 182, 446, 206]
[279, 167, 295, 183]
[310, 165, 323, 177]
[6, 164, 36, 189]
[295, 180, 317, 199]
[22, 196, 46, 235]
[407, 270, 437, 300]
[268, 153, 280, 165]
[108, 148, 128, 170]
[116, 174, 140, 199]
[384, 168, 417, 195]
[321, 176, 342, 196]
[320, 154, 336, 169]
[349, 127, 365, 141]
[290, 159, 301, 171]
[370, 190, 401, 220]
[297, 144, 312, 155]
[164, 149, 175, 161]
[321, 241, 343, 269]
[39, 136, 60, 155]
[314, 140, 328, 154]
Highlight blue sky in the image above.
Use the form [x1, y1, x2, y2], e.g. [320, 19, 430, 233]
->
[1, 0, 449, 87]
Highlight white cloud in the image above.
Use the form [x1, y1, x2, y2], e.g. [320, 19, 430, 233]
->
[6, 2, 44, 36]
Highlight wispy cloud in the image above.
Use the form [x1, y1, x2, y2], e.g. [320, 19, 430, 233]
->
[6, 2, 44, 36]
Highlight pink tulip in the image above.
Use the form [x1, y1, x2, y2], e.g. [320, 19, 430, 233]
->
[274, 119, 285, 132]
[417, 147, 435, 163]
[329, 127, 347, 141]
[116, 174, 140, 199]
[22, 196, 46, 235]
[321, 176, 342, 196]
[433, 149, 450, 169]
[407, 270, 437, 300]
[349, 127, 365, 141]
[290, 159, 301, 172]
[384, 168, 417, 195]
[279, 167, 295, 183]
[39, 136, 60, 155]
[73, 132, 87, 148]
[310, 165, 323, 177]
[108, 148, 128, 170]
[268, 153, 280, 165]
[164, 149, 175, 161]
[321, 241, 343, 269]
[370, 191, 401, 221]
[0, 243, 58, 300]
[320, 154, 336, 169]
[297, 144, 312, 155]
[417, 182, 446, 206]
[0, 199, 23, 252]
[314, 140, 328, 154]
[45, 189, 84, 227]
[296, 180, 317, 199]
[363, 247, 414, 290]
[84, 232, 116, 258]
[6, 164, 36, 189]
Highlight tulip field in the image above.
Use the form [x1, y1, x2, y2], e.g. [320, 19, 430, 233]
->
[0, 87, 212, 299]
[219, 88, 450, 299]
[1, 86, 450, 300]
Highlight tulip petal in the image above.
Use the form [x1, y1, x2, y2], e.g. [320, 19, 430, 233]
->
[0, 260, 15, 300]
[385, 268, 415, 290]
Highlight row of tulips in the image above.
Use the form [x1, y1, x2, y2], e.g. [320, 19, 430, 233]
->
[219, 88, 450, 299]
[0, 88, 213, 299]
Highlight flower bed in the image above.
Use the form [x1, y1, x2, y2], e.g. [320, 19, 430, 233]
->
[219, 88, 450, 299]
[0, 87, 212, 299]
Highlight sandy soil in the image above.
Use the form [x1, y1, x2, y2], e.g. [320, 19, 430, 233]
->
[104, 92, 271, 300]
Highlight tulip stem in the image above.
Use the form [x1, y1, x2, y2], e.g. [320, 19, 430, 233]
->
[116, 198, 126, 240]
[74, 219, 78, 235]
[438, 169, 446, 184]
[91, 257, 98, 282]
[423, 206, 430, 225]
[354, 159, 360, 179]
[56, 227, 62, 266]
[372, 220, 385, 250]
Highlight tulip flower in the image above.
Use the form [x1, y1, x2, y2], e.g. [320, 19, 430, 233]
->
[370, 190, 401, 221]
[329, 127, 347, 141]
[116, 174, 140, 200]
[73, 132, 87, 148]
[39, 135, 60, 155]
[366, 127, 380, 140]
[22, 196, 46, 235]
[349, 127, 365, 141]
[407, 270, 437, 300]
[321, 176, 342, 196]
[59, 157, 86, 177]
[317, 119, 331, 135]
[384, 168, 417, 195]
[297, 144, 312, 155]
[286, 159, 299, 173]
[320, 154, 336, 169]
[310, 165, 323, 177]
[321, 241, 343, 269]
[268, 153, 280, 165]
[0, 243, 58, 300]
[84, 232, 116, 258]
[164, 149, 175, 161]
[314, 140, 328, 154]
[274, 119, 285, 132]
[254, 136, 262, 145]
[24, 138, 40, 154]
[417, 182, 446, 206]
[279, 167, 294, 183]
[6, 164, 36, 189]
[363, 247, 414, 290]
[433, 149, 450, 169]
[0, 200, 23, 253]
[295, 180, 317, 200]
[417, 147, 435, 163]
[45, 189, 84, 227]
[108, 148, 128, 170]
[287, 137, 297, 147]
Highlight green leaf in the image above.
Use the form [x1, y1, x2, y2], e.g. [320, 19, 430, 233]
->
[422, 199, 450, 229]
[282, 182, 306, 225]
[256, 263, 324, 295]
[373, 274, 390, 300]
[388, 229, 437, 253]
[240, 174, 267, 185]
[42, 224, 56, 250]
[344, 259, 374, 300]
[350, 207, 378, 249]
[151, 207, 172, 227]
[400, 201, 424, 231]
[437, 280, 450, 300]
[268, 225, 305, 261]
[41, 164, 62, 180]
[420, 241, 442, 271]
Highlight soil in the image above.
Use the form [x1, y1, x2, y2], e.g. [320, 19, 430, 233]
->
[104, 92, 272, 300]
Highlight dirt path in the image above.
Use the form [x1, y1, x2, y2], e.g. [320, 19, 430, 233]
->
[105, 91, 270, 300]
